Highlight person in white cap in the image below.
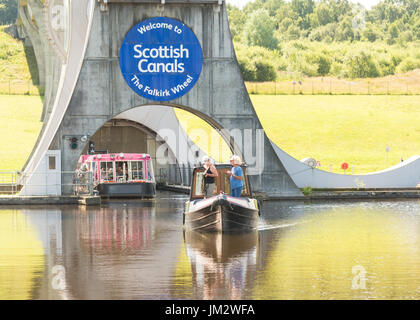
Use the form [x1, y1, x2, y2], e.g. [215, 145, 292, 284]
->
[202, 156, 218, 198]
[226, 155, 243, 197]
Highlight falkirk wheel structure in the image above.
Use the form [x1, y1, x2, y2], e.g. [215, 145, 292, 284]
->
[17, 0, 420, 197]
[17, 0, 302, 198]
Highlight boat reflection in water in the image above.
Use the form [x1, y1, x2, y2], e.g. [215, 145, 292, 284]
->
[184, 231, 258, 299]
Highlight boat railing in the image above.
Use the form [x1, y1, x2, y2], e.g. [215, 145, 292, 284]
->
[156, 164, 194, 187]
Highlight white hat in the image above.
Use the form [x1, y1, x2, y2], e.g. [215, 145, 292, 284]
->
[229, 155, 242, 165]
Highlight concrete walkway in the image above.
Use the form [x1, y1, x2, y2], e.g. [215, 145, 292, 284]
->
[0, 195, 101, 206]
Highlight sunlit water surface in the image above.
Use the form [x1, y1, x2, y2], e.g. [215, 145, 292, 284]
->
[0, 191, 419, 299]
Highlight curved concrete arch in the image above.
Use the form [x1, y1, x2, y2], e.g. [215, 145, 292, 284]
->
[19, 0, 96, 196]
[271, 141, 420, 189]
[84, 106, 215, 169]
[114, 104, 239, 163]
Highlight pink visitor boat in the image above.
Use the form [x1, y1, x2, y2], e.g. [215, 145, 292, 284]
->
[77, 153, 156, 198]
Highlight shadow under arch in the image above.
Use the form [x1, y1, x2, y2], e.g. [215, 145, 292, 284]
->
[117, 102, 244, 160]
[73, 102, 242, 168]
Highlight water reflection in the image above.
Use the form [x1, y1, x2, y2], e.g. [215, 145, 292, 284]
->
[0, 210, 45, 299]
[254, 200, 420, 299]
[60, 200, 183, 299]
[183, 231, 258, 300]
[1, 196, 420, 299]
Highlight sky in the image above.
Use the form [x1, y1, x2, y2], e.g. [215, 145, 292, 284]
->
[226, 0, 382, 9]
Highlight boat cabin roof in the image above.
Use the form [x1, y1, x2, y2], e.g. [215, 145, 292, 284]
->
[190, 164, 252, 199]
[79, 153, 151, 163]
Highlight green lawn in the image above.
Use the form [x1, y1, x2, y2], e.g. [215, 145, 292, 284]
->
[0, 95, 43, 172]
[250, 95, 420, 174]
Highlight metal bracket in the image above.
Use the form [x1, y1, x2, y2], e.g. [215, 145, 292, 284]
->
[214, 0, 223, 13]
[157, 0, 165, 15]
[98, 0, 108, 12]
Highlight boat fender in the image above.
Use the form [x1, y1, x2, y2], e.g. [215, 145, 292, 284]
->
[227, 200, 234, 211]
[256, 199, 262, 216]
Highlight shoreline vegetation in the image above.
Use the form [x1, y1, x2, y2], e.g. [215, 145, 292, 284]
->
[229, 0, 420, 82]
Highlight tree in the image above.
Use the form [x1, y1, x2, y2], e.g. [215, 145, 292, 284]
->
[243, 9, 278, 49]
[362, 23, 383, 42]
[335, 17, 354, 41]
[314, 2, 333, 26]
[389, 21, 400, 38]
[227, 5, 246, 41]
[290, 0, 315, 29]
[0, 0, 18, 25]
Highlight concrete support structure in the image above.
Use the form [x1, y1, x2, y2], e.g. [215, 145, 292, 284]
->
[19, 0, 302, 197]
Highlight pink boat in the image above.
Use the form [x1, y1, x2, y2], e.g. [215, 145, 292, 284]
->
[77, 153, 156, 198]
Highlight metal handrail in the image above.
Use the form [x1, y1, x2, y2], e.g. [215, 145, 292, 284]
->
[0, 170, 94, 196]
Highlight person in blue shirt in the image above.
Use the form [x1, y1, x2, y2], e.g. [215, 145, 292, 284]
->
[227, 155, 243, 197]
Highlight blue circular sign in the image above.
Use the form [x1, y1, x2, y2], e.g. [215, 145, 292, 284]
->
[119, 17, 203, 102]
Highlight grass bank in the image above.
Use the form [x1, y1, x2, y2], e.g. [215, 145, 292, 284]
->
[0, 95, 43, 172]
[250, 95, 420, 174]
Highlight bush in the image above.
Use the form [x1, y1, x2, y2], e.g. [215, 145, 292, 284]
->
[308, 24, 336, 42]
[238, 56, 257, 81]
[236, 45, 278, 81]
[396, 57, 420, 73]
[345, 50, 381, 78]
[254, 58, 277, 81]
[378, 58, 396, 76]
[362, 24, 383, 42]
[308, 53, 331, 75]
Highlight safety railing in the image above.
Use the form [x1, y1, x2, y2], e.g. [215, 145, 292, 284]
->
[245, 79, 420, 95]
[156, 164, 193, 187]
[0, 170, 94, 196]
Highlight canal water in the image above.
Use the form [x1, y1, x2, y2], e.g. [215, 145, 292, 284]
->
[1, 191, 420, 300]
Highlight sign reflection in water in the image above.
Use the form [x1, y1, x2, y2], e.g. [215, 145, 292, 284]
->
[1, 196, 420, 299]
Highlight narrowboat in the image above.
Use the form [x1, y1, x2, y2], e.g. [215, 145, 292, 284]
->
[183, 164, 259, 233]
[77, 153, 156, 198]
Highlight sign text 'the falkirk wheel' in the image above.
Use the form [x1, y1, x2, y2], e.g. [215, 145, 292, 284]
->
[119, 17, 203, 101]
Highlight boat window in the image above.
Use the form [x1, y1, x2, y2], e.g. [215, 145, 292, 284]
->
[130, 161, 144, 180]
[116, 161, 128, 182]
[194, 171, 205, 196]
[49, 156, 56, 170]
[100, 161, 114, 181]
[91, 161, 97, 182]
[146, 160, 154, 182]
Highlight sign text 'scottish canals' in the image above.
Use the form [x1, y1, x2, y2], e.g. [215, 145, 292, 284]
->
[119, 17, 203, 102]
